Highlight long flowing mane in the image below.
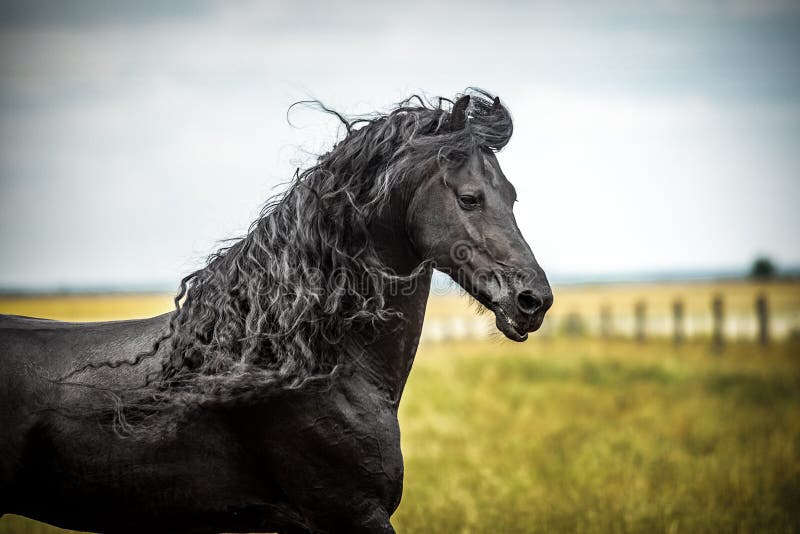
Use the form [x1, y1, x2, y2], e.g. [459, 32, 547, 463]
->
[61, 88, 513, 430]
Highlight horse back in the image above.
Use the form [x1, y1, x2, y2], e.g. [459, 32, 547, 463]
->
[0, 312, 172, 373]
[0, 312, 172, 504]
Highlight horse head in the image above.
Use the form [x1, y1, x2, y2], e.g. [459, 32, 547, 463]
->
[408, 94, 553, 341]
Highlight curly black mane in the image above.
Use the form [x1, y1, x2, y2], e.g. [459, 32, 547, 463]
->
[59, 89, 513, 429]
[146, 89, 513, 398]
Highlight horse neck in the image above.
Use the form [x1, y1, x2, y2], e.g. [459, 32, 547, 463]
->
[359, 204, 432, 407]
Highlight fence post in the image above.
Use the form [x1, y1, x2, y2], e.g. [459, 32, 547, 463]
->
[564, 312, 585, 338]
[635, 301, 646, 343]
[711, 295, 724, 352]
[600, 305, 612, 339]
[673, 299, 684, 346]
[755, 293, 769, 346]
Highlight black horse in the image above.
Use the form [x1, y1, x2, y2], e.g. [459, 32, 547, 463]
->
[0, 90, 552, 533]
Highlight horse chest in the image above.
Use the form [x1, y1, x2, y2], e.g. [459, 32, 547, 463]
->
[251, 379, 405, 527]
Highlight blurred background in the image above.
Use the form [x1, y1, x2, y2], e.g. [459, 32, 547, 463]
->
[0, 0, 798, 532]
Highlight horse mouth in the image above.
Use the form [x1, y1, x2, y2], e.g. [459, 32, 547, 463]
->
[493, 305, 529, 342]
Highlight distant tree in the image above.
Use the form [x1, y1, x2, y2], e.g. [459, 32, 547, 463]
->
[750, 257, 777, 280]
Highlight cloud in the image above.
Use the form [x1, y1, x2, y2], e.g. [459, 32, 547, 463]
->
[506, 88, 800, 273]
[1, 0, 799, 288]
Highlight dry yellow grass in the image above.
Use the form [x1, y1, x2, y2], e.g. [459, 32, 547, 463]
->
[0, 294, 173, 323]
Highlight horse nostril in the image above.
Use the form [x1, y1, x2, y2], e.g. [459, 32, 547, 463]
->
[516, 290, 542, 315]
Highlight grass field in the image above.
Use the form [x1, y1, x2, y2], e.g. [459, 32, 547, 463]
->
[1, 289, 799, 533]
[394, 339, 800, 533]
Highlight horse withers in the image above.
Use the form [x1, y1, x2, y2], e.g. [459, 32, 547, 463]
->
[0, 90, 552, 533]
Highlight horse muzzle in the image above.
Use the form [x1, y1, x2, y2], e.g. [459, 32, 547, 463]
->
[491, 284, 553, 342]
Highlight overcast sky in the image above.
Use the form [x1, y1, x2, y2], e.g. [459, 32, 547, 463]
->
[1, 0, 798, 290]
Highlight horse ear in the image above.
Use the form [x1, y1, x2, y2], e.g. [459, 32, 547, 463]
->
[491, 96, 501, 111]
[450, 95, 470, 130]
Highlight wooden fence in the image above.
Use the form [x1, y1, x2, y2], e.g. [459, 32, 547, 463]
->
[420, 292, 800, 345]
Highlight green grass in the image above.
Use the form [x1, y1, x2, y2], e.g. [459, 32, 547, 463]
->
[393, 339, 800, 533]
[3, 340, 799, 533]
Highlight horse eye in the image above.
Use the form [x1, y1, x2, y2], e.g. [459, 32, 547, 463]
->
[458, 194, 480, 209]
